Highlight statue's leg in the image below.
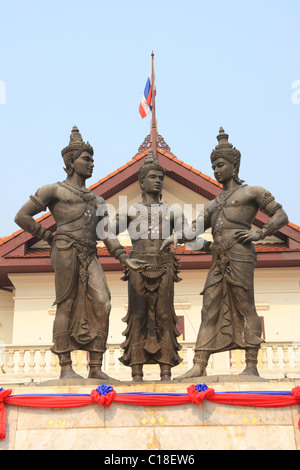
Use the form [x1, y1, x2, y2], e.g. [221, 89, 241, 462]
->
[175, 351, 210, 380]
[52, 300, 83, 379]
[240, 347, 260, 376]
[131, 364, 143, 382]
[160, 364, 171, 381]
[51, 243, 82, 379]
[86, 259, 119, 382]
[58, 351, 83, 379]
[88, 351, 118, 381]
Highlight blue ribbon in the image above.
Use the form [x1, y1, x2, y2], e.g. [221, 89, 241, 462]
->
[195, 383, 208, 392]
[96, 384, 114, 395]
[1, 383, 293, 398]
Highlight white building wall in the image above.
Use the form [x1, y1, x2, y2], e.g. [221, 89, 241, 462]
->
[8, 273, 55, 345]
[0, 289, 14, 344]
[4, 267, 300, 347]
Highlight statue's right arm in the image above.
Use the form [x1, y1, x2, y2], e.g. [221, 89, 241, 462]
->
[14, 184, 57, 244]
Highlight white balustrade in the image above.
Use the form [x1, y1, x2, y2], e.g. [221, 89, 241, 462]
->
[0, 341, 299, 384]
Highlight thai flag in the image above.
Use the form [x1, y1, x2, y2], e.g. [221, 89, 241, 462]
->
[139, 73, 156, 118]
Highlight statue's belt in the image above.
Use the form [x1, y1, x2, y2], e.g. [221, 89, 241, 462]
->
[130, 250, 172, 279]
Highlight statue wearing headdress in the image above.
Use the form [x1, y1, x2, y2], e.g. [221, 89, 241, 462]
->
[14, 126, 147, 381]
[112, 150, 208, 381]
[172, 128, 289, 379]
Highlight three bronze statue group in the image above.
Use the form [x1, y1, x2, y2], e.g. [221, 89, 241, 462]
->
[14, 126, 288, 382]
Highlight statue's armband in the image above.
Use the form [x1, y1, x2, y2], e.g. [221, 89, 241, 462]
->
[258, 190, 282, 217]
[256, 190, 283, 239]
[29, 192, 47, 213]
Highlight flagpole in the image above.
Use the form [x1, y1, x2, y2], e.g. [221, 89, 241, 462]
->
[151, 51, 157, 158]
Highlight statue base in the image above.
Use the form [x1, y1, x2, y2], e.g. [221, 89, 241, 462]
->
[173, 373, 269, 383]
[1, 379, 299, 450]
[37, 373, 269, 387]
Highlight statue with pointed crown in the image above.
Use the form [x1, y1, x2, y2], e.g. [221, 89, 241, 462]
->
[14, 126, 148, 382]
[172, 127, 289, 380]
[110, 149, 210, 381]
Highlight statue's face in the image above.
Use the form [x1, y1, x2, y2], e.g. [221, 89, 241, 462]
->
[72, 151, 94, 179]
[141, 170, 164, 194]
[212, 157, 235, 184]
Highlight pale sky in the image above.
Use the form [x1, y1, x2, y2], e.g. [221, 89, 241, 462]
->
[0, 0, 299, 236]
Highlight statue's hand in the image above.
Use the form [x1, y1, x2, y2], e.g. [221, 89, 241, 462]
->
[160, 234, 178, 252]
[234, 230, 260, 244]
[123, 258, 150, 272]
[45, 231, 54, 246]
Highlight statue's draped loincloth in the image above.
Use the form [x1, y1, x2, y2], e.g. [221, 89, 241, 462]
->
[119, 250, 183, 367]
[50, 233, 109, 355]
[195, 238, 263, 353]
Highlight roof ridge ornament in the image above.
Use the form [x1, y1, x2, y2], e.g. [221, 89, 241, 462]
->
[135, 133, 174, 158]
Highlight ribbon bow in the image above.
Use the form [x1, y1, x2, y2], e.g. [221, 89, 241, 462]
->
[187, 383, 215, 405]
[291, 387, 300, 400]
[291, 386, 300, 428]
[0, 388, 12, 440]
[90, 384, 116, 408]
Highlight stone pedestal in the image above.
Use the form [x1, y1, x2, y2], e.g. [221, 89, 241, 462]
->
[1, 378, 299, 450]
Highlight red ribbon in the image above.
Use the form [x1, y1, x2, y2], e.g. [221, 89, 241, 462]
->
[0, 389, 12, 440]
[291, 386, 300, 400]
[291, 387, 300, 428]
[187, 384, 215, 404]
[1, 385, 300, 440]
[90, 389, 116, 407]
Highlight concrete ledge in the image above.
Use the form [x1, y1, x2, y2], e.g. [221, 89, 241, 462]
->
[1, 379, 299, 450]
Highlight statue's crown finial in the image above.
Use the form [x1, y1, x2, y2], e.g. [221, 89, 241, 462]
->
[216, 127, 230, 146]
[210, 127, 244, 183]
[143, 149, 156, 163]
[137, 148, 165, 182]
[61, 125, 94, 175]
[69, 125, 83, 145]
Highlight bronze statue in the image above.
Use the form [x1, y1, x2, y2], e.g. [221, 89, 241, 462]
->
[112, 151, 209, 381]
[168, 128, 288, 379]
[14, 126, 147, 381]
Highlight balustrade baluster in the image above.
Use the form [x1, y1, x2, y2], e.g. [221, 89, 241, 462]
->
[207, 354, 213, 373]
[50, 352, 58, 375]
[39, 349, 47, 375]
[271, 345, 280, 372]
[6, 349, 15, 374]
[240, 350, 246, 372]
[71, 351, 78, 373]
[108, 346, 116, 373]
[261, 344, 269, 372]
[80, 352, 89, 377]
[17, 349, 25, 375]
[282, 345, 290, 375]
[229, 351, 238, 373]
[28, 349, 36, 376]
[181, 345, 188, 372]
[293, 343, 300, 373]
